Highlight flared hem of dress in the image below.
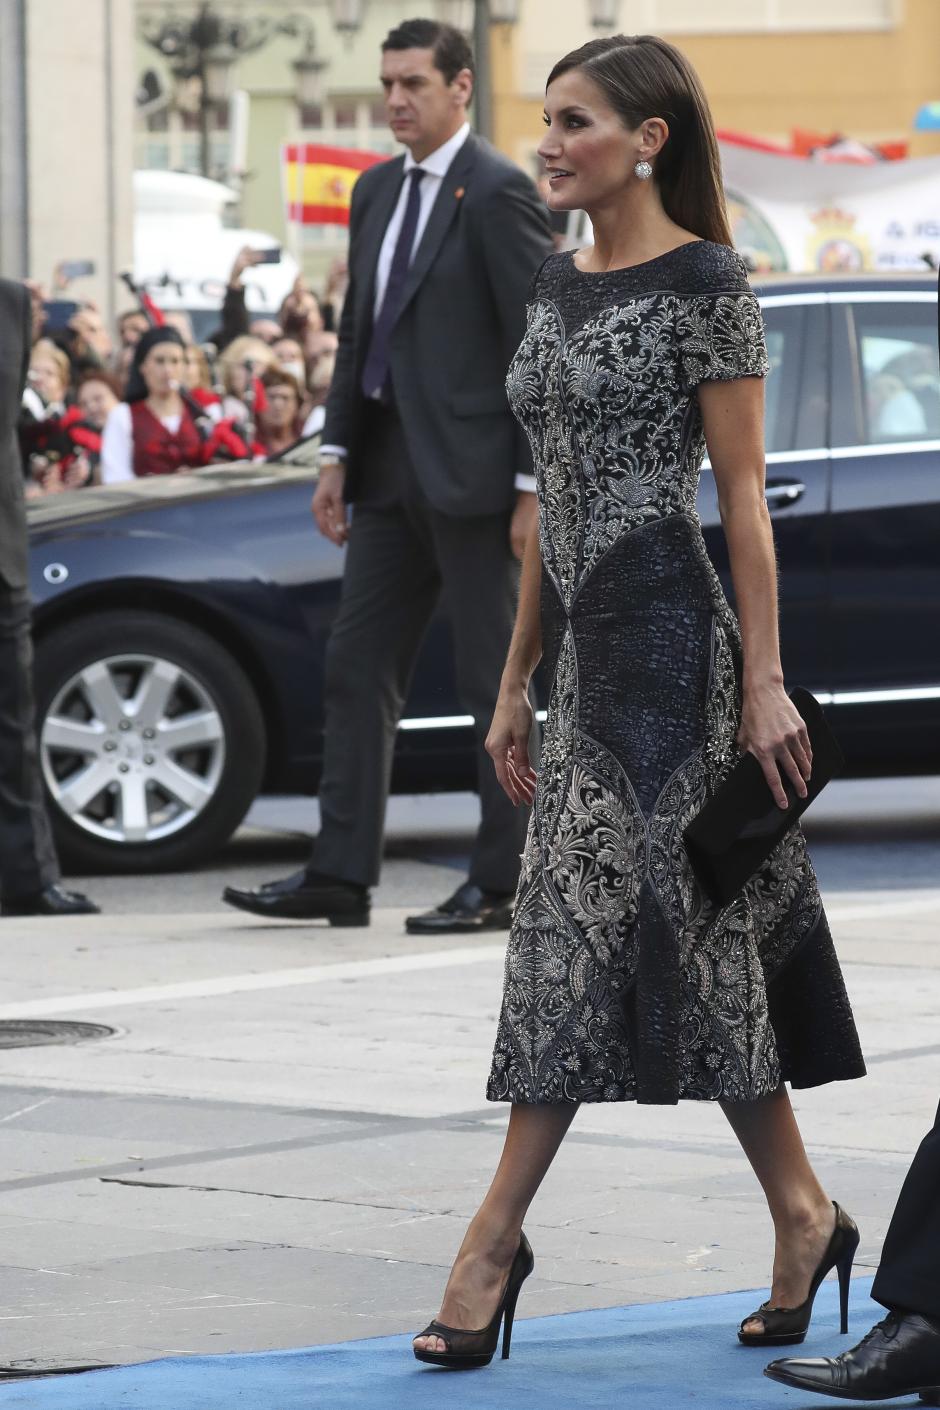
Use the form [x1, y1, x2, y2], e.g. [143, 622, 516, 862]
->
[483, 1068, 866, 1107]
[485, 908, 867, 1107]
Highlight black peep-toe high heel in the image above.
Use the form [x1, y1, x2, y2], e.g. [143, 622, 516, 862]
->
[413, 1232, 534, 1370]
[738, 1202, 860, 1347]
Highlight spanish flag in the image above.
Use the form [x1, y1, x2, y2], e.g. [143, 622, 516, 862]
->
[283, 143, 387, 226]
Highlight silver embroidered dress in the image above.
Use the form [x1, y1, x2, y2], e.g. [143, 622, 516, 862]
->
[487, 242, 865, 1106]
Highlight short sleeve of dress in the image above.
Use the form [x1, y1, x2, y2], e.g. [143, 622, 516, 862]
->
[528, 252, 559, 303]
[676, 249, 770, 391]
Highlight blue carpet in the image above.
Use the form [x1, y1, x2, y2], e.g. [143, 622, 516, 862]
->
[0, 1277, 883, 1409]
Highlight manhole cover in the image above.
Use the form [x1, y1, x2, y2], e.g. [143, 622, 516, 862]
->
[0, 1020, 116, 1049]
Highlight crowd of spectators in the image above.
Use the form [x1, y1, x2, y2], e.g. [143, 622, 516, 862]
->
[17, 250, 346, 496]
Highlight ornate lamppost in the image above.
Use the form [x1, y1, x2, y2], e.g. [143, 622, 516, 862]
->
[140, 2, 356, 179]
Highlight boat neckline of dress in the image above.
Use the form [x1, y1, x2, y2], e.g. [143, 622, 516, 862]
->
[566, 239, 707, 276]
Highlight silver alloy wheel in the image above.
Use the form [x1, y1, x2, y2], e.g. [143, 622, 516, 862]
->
[40, 654, 226, 845]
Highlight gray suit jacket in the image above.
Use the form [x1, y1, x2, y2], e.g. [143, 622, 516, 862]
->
[0, 278, 31, 589]
[322, 131, 552, 516]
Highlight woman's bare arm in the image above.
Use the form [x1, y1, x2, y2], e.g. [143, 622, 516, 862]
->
[697, 374, 812, 809]
[486, 513, 542, 805]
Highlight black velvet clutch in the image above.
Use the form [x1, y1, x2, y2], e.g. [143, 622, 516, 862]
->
[683, 687, 844, 907]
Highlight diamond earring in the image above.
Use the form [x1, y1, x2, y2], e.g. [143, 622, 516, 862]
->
[634, 159, 653, 180]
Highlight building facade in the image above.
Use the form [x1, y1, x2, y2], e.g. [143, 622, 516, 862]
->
[131, 0, 940, 278]
[0, 0, 135, 328]
[494, 0, 940, 176]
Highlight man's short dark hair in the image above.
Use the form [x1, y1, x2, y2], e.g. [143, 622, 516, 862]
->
[382, 17, 475, 83]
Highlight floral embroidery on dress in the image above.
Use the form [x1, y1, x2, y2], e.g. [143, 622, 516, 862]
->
[487, 241, 864, 1105]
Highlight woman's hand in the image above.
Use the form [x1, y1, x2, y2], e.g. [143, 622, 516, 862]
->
[486, 682, 536, 806]
[738, 680, 812, 810]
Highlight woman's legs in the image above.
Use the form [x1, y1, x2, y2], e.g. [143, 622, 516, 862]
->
[414, 1102, 578, 1353]
[722, 1085, 837, 1334]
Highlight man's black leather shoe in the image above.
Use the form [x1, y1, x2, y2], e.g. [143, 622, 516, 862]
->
[222, 869, 369, 926]
[405, 881, 513, 935]
[1, 884, 100, 918]
[766, 1311, 940, 1402]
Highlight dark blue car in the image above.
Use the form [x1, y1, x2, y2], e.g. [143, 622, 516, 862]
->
[27, 270, 940, 871]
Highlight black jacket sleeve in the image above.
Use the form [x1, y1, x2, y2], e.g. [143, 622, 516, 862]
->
[321, 175, 369, 452]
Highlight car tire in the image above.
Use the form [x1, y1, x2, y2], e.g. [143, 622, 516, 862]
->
[33, 610, 266, 873]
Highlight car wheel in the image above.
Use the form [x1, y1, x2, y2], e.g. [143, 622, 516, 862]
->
[34, 610, 266, 873]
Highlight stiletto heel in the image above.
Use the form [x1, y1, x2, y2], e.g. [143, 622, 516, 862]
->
[738, 1202, 859, 1347]
[501, 1280, 524, 1360]
[413, 1233, 534, 1370]
[837, 1244, 854, 1335]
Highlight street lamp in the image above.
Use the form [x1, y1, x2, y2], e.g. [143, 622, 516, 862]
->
[588, 0, 621, 27]
[202, 44, 236, 104]
[140, 2, 364, 178]
[293, 36, 329, 109]
[328, 0, 367, 33]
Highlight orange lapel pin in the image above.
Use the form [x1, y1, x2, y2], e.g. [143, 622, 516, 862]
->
[455, 186, 465, 200]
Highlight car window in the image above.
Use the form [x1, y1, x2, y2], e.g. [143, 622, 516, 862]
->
[853, 304, 940, 445]
[760, 306, 804, 454]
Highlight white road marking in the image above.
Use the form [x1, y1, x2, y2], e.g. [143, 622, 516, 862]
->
[0, 1096, 55, 1124]
[827, 896, 940, 923]
[0, 895, 935, 1022]
[0, 945, 508, 1019]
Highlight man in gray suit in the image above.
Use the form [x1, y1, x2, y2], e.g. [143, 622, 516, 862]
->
[224, 17, 552, 933]
[0, 277, 98, 916]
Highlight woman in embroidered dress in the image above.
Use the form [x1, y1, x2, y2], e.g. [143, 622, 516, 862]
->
[413, 34, 865, 1369]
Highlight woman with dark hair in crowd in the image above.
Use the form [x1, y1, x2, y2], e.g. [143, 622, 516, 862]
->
[412, 33, 865, 1371]
[256, 368, 305, 458]
[100, 326, 249, 483]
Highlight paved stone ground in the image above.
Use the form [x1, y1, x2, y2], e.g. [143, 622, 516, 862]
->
[0, 780, 937, 1377]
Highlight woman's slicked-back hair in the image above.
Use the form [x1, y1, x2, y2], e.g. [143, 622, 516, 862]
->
[547, 34, 732, 248]
[383, 18, 474, 84]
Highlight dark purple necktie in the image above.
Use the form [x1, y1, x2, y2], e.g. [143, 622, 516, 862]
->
[361, 167, 426, 402]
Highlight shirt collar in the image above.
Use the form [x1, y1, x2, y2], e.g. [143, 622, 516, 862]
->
[403, 121, 471, 180]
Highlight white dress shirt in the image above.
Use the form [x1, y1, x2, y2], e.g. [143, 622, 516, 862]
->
[320, 122, 535, 495]
[371, 121, 470, 319]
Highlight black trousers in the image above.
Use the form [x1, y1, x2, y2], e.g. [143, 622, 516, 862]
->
[0, 584, 59, 901]
[871, 1098, 940, 1319]
[309, 405, 535, 893]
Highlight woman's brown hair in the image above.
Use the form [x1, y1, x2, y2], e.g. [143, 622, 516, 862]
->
[547, 34, 733, 248]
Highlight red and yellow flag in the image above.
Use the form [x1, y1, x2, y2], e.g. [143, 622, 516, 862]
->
[282, 143, 387, 226]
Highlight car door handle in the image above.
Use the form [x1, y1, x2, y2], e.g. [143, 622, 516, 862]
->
[764, 479, 806, 506]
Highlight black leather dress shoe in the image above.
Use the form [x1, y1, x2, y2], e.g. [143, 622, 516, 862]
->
[766, 1310, 940, 1403]
[405, 881, 514, 936]
[222, 869, 369, 926]
[1, 884, 100, 918]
